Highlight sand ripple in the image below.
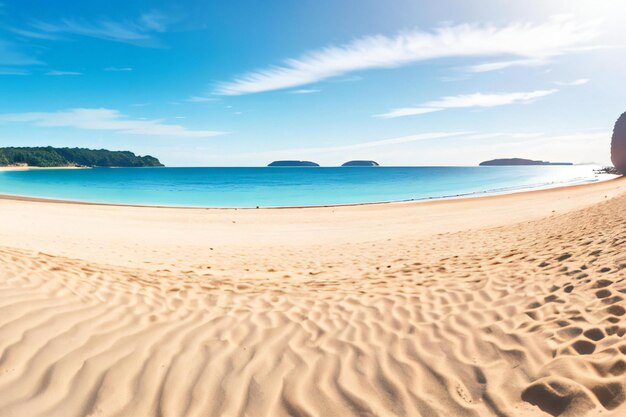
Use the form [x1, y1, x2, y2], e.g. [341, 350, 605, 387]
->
[0, 193, 625, 416]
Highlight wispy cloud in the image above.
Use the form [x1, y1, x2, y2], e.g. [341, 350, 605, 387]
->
[104, 67, 133, 72]
[554, 78, 590, 86]
[0, 108, 224, 138]
[0, 68, 30, 75]
[464, 58, 547, 73]
[240, 132, 470, 158]
[375, 89, 558, 118]
[9, 27, 60, 40]
[17, 11, 171, 47]
[215, 16, 599, 95]
[139, 11, 168, 32]
[375, 107, 442, 118]
[186, 96, 217, 103]
[288, 89, 320, 94]
[425, 90, 558, 108]
[46, 70, 82, 76]
[0, 39, 42, 66]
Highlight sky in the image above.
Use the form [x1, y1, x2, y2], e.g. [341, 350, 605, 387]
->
[0, 0, 625, 166]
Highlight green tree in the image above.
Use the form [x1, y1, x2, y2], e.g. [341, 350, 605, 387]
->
[0, 147, 163, 167]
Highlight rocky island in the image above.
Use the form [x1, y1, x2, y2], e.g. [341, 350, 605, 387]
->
[479, 158, 573, 166]
[268, 160, 320, 167]
[0, 147, 163, 167]
[341, 160, 380, 166]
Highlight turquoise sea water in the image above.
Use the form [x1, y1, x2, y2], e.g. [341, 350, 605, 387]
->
[0, 166, 610, 208]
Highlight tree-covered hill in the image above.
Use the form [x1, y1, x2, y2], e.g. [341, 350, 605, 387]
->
[0, 147, 163, 167]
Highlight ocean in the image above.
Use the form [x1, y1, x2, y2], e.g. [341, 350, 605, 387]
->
[0, 165, 610, 208]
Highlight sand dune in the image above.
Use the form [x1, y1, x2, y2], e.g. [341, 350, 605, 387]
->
[0, 178, 625, 416]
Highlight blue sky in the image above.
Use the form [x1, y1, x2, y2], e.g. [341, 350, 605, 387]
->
[0, 0, 624, 166]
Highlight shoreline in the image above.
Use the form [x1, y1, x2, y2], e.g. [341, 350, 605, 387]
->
[1, 176, 624, 271]
[0, 165, 87, 171]
[0, 171, 618, 210]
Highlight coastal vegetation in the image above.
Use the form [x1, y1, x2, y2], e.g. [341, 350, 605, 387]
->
[0, 147, 163, 167]
[611, 112, 626, 174]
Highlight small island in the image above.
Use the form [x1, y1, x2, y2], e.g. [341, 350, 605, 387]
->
[479, 158, 573, 166]
[268, 160, 320, 167]
[341, 160, 380, 167]
[0, 147, 163, 168]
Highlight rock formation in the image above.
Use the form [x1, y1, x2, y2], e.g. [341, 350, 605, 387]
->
[611, 112, 626, 174]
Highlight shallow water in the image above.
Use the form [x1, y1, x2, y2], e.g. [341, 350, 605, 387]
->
[0, 165, 610, 207]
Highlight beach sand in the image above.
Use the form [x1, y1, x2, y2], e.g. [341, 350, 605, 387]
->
[0, 177, 625, 416]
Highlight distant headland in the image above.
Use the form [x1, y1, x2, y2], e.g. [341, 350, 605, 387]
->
[479, 158, 573, 166]
[0, 147, 163, 168]
[268, 160, 320, 167]
[341, 160, 380, 166]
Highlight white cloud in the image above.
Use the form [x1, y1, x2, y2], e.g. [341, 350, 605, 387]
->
[554, 78, 590, 86]
[375, 107, 441, 118]
[0, 108, 224, 138]
[0, 68, 30, 75]
[104, 67, 133, 72]
[427, 89, 557, 108]
[215, 16, 599, 95]
[46, 70, 82, 76]
[375, 89, 558, 118]
[0, 39, 42, 66]
[19, 12, 171, 47]
[288, 89, 321, 94]
[186, 96, 217, 103]
[139, 11, 168, 32]
[9, 27, 60, 40]
[240, 132, 470, 158]
[464, 58, 548, 73]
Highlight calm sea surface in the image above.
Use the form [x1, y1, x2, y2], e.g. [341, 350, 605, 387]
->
[0, 166, 610, 208]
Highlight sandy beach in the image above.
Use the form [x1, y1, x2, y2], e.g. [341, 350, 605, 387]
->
[0, 177, 625, 417]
